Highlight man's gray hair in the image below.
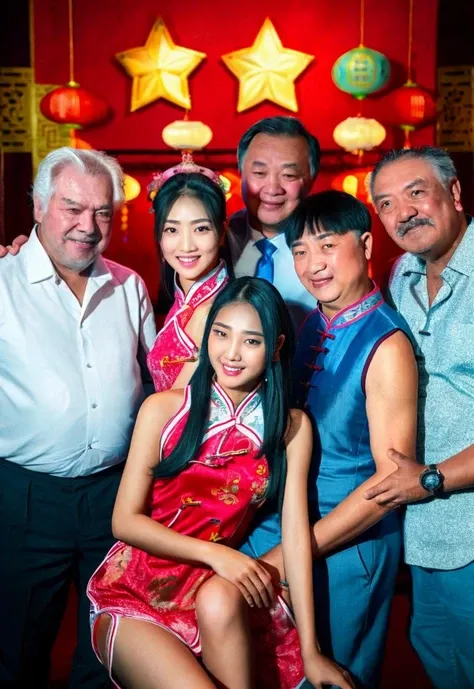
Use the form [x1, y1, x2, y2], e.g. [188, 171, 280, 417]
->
[33, 147, 124, 210]
[237, 116, 321, 179]
[370, 146, 458, 201]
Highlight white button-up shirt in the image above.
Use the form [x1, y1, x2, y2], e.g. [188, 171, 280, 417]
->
[0, 228, 157, 477]
[233, 224, 316, 332]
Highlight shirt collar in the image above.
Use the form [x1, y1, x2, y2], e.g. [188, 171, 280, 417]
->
[399, 215, 474, 278]
[25, 225, 113, 287]
[320, 282, 384, 329]
[445, 216, 474, 276]
[25, 226, 56, 284]
[88, 254, 113, 287]
[248, 224, 287, 247]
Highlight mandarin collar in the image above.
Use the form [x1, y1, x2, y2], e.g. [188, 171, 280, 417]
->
[319, 283, 384, 330]
[174, 260, 227, 305]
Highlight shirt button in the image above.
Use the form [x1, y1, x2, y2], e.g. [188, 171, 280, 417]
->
[91, 403, 98, 409]
[87, 444, 92, 449]
[86, 363, 92, 368]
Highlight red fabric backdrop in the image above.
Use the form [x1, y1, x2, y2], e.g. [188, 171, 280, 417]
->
[33, 0, 439, 300]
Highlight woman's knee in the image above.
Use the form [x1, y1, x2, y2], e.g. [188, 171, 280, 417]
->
[196, 576, 245, 630]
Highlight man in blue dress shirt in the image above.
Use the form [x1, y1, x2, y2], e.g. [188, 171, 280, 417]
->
[228, 116, 320, 330]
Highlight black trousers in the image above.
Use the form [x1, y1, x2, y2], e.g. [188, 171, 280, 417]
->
[0, 458, 122, 689]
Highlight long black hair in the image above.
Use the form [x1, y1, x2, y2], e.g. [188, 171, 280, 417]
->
[153, 172, 229, 311]
[154, 277, 295, 503]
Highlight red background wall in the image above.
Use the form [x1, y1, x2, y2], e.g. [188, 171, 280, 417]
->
[33, 0, 439, 301]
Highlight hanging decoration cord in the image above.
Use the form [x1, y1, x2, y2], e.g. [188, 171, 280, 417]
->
[68, 0, 76, 84]
[359, 0, 365, 47]
[407, 0, 414, 83]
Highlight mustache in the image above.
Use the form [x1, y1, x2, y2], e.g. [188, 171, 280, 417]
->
[396, 218, 435, 238]
[66, 232, 101, 245]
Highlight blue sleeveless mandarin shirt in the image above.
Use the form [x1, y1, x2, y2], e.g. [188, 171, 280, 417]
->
[293, 284, 410, 519]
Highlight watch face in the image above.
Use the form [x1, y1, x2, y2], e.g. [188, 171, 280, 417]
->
[421, 469, 442, 492]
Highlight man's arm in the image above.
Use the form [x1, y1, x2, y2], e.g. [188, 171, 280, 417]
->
[308, 330, 418, 556]
[366, 258, 474, 504]
[364, 443, 474, 506]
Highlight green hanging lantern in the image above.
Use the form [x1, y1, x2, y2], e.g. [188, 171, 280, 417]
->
[332, 46, 390, 99]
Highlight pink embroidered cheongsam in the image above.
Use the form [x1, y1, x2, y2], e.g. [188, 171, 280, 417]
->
[147, 261, 229, 392]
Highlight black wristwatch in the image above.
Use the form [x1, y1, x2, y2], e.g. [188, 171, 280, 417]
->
[419, 464, 444, 495]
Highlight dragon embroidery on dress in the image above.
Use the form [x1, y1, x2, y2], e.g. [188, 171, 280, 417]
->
[211, 472, 241, 505]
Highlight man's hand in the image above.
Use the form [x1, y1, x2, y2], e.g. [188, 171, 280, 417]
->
[364, 449, 429, 507]
[0, 235, 28, 257]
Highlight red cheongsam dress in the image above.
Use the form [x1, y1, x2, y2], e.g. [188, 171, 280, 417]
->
[87, 381, 305, 689]
[147, 261, 229, 392]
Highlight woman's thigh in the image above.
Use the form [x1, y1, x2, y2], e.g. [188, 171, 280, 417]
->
[94, 613, 217, 689]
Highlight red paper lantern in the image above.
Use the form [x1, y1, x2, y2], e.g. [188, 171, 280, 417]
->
[40, 81, 109, 128]
[387, 82, 436, 127]
[382, 81, 437, 147]
[331, 167, 374, 205]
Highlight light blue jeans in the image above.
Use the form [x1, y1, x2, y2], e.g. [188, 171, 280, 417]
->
[410, 560, 474, 689]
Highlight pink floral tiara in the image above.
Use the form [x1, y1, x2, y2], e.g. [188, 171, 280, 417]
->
[147, 152, 227, 202]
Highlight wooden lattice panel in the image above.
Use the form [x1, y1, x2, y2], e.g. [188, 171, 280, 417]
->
[0, 67, 33, 152]
[437, 65, 474, 152]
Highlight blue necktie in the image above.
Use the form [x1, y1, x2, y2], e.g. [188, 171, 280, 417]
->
[254, 238, 277, 283]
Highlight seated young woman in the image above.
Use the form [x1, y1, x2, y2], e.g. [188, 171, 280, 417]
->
[87, 277, 353, 689]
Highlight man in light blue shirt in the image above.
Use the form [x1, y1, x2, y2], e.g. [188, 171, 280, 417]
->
[367, 146, 474, 689]
[228, 117, 319, 330]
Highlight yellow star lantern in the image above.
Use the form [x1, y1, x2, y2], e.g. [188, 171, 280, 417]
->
[222, 18, 314, 113]
[116, 18, 206, 112]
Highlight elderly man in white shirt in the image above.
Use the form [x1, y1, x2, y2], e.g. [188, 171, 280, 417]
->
[0, 148, 156, 689]
[228, 116, 320, 330]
